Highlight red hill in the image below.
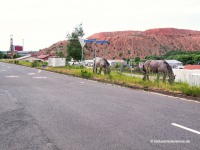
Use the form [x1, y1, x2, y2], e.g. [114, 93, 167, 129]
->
[35, 28, 200, 59]
[86, 28, 200, 59]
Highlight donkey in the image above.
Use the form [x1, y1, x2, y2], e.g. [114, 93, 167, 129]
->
[93, 57, 110, 75]
[143, 60, 175, 85]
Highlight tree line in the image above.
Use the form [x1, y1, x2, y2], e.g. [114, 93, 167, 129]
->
[145, 50, 200, 65]
[0, 52, 21, 59]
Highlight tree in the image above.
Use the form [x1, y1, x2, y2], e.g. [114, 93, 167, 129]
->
[66, 23, 84, 61]
[3, 54, 10, 59]
[56, 51, 65, 58]
[0, 52, 4, 59]
[134, 56, 140, 62]
[13, 54, 22, 59]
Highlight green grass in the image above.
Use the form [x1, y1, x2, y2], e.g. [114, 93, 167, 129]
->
[44, 66, 200, 98]
[1, 59, 200, 98]
[0, 59, 47, 68]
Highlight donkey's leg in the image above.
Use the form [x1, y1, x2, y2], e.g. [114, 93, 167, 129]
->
[93, 66, 95, 73]
[147, 73, 150, 80]
[163, 73, 167, 82]
[104, 68, 106, 75]
[156, 73, 160, 81]
[96, 67, 98, 74]
[99, 67, 102, 74]
[143, 71, 147, 80]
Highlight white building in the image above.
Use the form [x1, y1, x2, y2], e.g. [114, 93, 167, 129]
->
[48, 58, 65, 67]
[107, 60, 126, 67]
[84, 60, 93, 67]
[165, 60, 183, 68]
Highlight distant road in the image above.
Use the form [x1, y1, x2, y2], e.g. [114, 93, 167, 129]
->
[0, 62, 200, 150]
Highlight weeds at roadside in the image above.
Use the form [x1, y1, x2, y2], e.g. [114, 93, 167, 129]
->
[1, 59, 200, 99]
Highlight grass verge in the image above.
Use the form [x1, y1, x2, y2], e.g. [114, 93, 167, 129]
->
[1, 59, 200, 100]
[44, 66, 200, 100]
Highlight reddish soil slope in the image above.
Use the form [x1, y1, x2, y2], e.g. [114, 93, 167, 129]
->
[33, 40, 68, 57]
[86, 28, 200, 59]
[35, 28, 200, 59]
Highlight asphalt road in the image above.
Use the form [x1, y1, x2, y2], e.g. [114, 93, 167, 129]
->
[0, 62, 200, 150]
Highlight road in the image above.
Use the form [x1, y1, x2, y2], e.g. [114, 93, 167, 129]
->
[0, 62, 200, 150]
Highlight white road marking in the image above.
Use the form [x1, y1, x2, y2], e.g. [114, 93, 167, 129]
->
[28, 73, 36, 75]
[5, 76, 19, 78]
[0, 70, 6, 72]
[80, 82, 85, 84]
[33, 77, 47, 79]
[149, 91, 200, 104]
[38, 70, 42, 73]
[171, 123, 200, 135]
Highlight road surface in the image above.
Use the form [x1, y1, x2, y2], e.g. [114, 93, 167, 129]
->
[0, 62, 200, 150]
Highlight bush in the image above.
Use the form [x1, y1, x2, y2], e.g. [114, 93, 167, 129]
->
[31, 61, 45, 67]
[180, 85, 200, 97]
[31, 61, 39, 67]
[81, 69, 92, 78]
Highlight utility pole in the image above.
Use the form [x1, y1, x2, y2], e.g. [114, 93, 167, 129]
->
[131, 36, 133, 77]
[22, 39, 24, 51]
[10, 35, 14, 52]
[94, 44, 97, 74]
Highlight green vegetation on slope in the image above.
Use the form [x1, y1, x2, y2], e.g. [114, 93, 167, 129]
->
[145, 50, 200, 65]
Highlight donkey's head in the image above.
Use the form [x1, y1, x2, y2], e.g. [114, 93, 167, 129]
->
[168, 75, 176, 85]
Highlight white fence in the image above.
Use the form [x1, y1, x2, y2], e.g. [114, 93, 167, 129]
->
[48, 58, 65, 67]
[173, 69, 200, 86]
[189, 74, 200, 87]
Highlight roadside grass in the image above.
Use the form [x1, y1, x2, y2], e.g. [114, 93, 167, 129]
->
[1, 59, 200, 98]
[0, 59, 47, 68]
[43, 66, 200, 98]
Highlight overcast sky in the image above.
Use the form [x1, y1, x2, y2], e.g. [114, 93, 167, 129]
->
[0, 0, 200, 51]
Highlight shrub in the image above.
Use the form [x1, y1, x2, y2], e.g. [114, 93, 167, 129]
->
[31, 61, 43, 67]
[31, 61, 39, 67]
[81, 69, 92, 78]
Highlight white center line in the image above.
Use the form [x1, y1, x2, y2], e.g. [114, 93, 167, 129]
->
[33, 77, 47, 79]
[5, 76, 19, 78]
[28, 73, 36, 75]
[171, 123, 200, 135]
[38, 70, 42, 73]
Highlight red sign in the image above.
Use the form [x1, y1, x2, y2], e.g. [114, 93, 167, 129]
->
[14, 45, 23, 51]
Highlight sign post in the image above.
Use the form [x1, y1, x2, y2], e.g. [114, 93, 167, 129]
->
[82, 39, 109, 74]
[78, 38, 86, 65]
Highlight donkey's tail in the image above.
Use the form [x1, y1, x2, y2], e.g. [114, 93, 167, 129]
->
[103, 58, 110, 66]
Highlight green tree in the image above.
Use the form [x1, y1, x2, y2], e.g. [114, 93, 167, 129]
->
[0, 52, 4, 59]
[13, 53, 22, 59]
[135, 56, 140, 62]
[56, 51, 65, 58]
[3, 54, 10, 59]
[119, 52, 122, 57]
[66, 23, 84, 61]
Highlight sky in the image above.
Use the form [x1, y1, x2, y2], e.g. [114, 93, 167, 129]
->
[0, 0, 200, 51]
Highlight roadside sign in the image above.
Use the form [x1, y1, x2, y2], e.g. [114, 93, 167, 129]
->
[78, 38, 86, 47]
[84, 39, 96, 43]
